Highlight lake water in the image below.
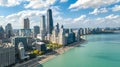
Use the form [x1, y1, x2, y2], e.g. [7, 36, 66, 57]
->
[37, 34, 120, 67]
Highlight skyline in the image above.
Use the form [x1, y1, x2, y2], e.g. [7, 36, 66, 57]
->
[0, 0, 120, 29]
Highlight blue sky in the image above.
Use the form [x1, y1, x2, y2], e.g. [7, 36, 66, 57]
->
[0, 0, 120, 29]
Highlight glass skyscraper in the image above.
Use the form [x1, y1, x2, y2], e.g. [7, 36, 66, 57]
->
[47, 9, 53, 34]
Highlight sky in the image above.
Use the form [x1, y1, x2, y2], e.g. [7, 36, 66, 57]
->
[0, 0, 120, 29]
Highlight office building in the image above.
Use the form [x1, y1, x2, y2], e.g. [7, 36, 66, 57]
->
[5, 23, 14, 38]
[19, 29, 32, 37]
[58, 25, 66, 45]
[47, 9, 53, 34]
[66, 29, 76, 44]
[40, 15, 46, 40]
[34, 42, 46, 52]
[23, 18, 30, 29]
[0, 43, 15, 67]
[33, 26, 40, 37]
[0, 26, 5, 39]
[12, 37, 29, 53]
[51, 24, 60, 43]
[18, 42, 29, 60]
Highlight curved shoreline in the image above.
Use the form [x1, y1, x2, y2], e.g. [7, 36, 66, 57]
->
[34, 39, 86, 67]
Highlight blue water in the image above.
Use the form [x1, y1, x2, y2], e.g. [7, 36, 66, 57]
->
[37, 34, 120, 67]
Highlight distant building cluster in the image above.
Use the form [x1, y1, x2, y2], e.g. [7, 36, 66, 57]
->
[37, 9, 81, 45]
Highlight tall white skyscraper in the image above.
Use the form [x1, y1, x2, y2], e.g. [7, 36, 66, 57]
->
[58, 25, 66, 45]
[75, 29, 81, 41]
[51, 23, 60, 43]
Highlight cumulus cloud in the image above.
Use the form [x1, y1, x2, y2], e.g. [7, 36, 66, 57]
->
[57, 14, 120, 28]
[0, 0, 24, 7]
[25, 0, 57, 9]
[105, 14, 119, 19]
[112, 5, 120, 11]
[73, 15, 86, 22]
[77, 14, 120, 28]
[4, 10, 46, 28]
[0, 7, 61, 29]
[89, 8, 108, 15]
[69, 0, 120, 11]
[60, 0, 68, 3]
[0, 0, 58, 9]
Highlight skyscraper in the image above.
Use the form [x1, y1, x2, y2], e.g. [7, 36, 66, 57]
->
[56, 23, 59, 33]
[52, 25, 58, 43]
[34, 26, 40, 37]
[5, 23, 13, 38]
[58, 25, 66, 45]
[47, 9, 53, 34]
[0, 26, 5, 39]
[23, 18, 30, 29]
[40, 15, 46, 40]
[40, 15, 46, 34]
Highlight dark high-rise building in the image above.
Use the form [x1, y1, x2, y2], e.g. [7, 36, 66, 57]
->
[0, 26, 5, 39]
[47, 9, 53, 34]
[34, 26, 40, 37]
[56, 23, 59, 32]
[23, 18, 30, 29]
[12, 37, 29, 52]
[5, 23, 13, 38]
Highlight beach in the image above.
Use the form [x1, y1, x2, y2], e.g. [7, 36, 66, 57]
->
[13, 39, 85, 67]
[33, 39, 86, 67]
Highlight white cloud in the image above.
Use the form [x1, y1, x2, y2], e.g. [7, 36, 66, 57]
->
[2, 13, 119, 29]
[60, 0, 68, 3]
[51, 6, 61, 16]
[25, 0, 57, 9]
[73, 15, 86, 22]
[0, 7, 61, 29]
[0, 10, 45, 29]
[0, 0, 24, 7]
[112, 5, 120, 11]
[69, 0, 120, 11]
[0, 16, 6, 26]
[59, 14, 120, 28]
[89, 8, 108, 15]
[5, 10, 46, 29]
[105, 14, 119, 19]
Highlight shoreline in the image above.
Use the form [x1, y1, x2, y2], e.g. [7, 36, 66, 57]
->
[33, 39, 86, 67]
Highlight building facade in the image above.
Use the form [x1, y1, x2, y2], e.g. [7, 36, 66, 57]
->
[0, 26, 5, 39]
[33, 26, 40, 38]
[5, 23, 14, 38]
[0, 43, 15, 67]
[19, 29, 32, 37]
[47, 9, 53, 34]
[18, 42, 29, 60]
[58, 26, 66, 45]
[23, 18, 30, 29]
[40, 15, 46, 40]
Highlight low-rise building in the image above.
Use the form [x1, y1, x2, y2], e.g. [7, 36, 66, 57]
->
[32, 41, 47, 52]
